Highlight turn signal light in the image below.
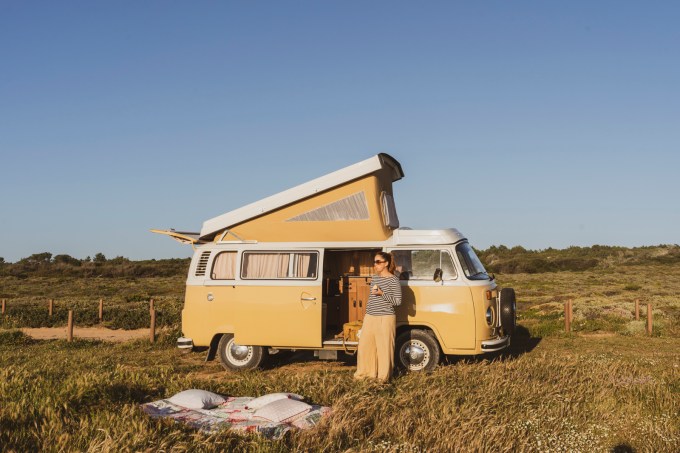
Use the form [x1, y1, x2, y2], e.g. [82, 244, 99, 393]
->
[486, 290, 492, 300]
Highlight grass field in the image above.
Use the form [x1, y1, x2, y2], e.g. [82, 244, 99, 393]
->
[1, 263, 679, 452]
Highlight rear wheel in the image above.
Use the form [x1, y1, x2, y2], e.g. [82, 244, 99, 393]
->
[499, 288, 517, 335]
[217, 334, 267, 371]
[395, 329, 441, 372]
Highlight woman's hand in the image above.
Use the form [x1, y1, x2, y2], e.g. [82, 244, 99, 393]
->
[372, 285, 383, 296]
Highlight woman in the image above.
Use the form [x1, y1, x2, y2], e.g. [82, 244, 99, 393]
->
[354, 251, 402, 381]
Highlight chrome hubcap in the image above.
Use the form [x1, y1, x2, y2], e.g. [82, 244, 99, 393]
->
[400, 340, 430, 371]
[227, 340, 253, 364]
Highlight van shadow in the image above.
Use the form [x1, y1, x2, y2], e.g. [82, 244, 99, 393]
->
[443, 325, 541, 365]
[401, 285, 417, 317]
[265, 325, 540, 370]
[264, 349, 357, 369]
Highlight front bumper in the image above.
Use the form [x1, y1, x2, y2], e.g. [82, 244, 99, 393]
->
[481, 335, 510, 351]
[177, 336, 194, 349]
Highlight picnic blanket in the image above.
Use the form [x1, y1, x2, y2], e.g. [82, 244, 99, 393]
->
[140, 396, 331, 439]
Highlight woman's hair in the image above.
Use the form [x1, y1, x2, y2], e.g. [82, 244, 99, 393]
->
[375, 251, 396, 274]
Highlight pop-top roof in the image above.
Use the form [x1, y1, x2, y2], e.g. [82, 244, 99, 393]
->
[199, 153, 404, 239]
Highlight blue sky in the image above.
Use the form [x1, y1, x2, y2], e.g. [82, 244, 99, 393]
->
[1, 1, 678, 262]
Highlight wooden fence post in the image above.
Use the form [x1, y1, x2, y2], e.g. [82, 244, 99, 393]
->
[569, 299, 573, 323]
[149, 298, 155, 314]
[150, 308, 156, 343]
[647, 304, 653, 335]
[48, 299, 53, 317]
[99, 298, 104, 323]
[67, 310, 74, 342]
[635, 299, 640, 321]
[1, 299, 5, 315]
[564, 301, 571, 333]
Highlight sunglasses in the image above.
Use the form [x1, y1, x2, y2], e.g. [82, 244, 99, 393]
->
[374, 260, 386, 264]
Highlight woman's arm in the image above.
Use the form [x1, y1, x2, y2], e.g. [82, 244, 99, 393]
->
[379, 277, 402, 307]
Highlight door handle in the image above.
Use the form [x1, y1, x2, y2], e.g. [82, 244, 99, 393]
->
[301, 296, 317, 301]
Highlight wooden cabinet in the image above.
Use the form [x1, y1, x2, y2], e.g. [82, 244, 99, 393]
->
[343, 276, 371, 322]
[323, 275, 372, 336]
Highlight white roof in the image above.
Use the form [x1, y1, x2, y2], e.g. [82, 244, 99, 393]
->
[390, 228, 466, 245]
[192, 228, 467, 249]
[200, 153, 404, 239]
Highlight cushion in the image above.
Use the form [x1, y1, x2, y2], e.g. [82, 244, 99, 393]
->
[245, 392, 304, 410]
[167, 389, 226, 410]
[253, 398, 312, 423]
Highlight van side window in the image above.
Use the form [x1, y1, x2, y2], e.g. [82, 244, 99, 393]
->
[241, 252, 318, 279]
[441, 250, 457, 279]
[392, 249, 457, 280]
[211, 251, 236, 280]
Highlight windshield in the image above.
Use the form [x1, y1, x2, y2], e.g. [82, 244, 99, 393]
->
[455, 242, 489, 280]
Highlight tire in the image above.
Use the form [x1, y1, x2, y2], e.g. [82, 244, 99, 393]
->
[395, 329, 441, 372]
[499, 287, 517, 336]
[217, 334, 267, 371]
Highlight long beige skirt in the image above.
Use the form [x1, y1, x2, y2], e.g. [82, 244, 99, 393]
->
[353, 314, 396, 381]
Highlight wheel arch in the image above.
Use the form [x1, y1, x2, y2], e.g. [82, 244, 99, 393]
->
[206, 333, 229, 362]
[396, 323, 443, 349]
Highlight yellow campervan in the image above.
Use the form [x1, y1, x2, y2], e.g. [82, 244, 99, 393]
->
[153, 154, 516, 372]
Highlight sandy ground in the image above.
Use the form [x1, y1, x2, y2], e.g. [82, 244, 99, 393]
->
[21, 327, 150, 342]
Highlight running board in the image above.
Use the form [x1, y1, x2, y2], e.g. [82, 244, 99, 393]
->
[323, 339, 358, 346]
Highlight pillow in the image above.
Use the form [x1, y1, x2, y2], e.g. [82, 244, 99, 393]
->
[253, 398, 312, 423]
[245, 392, 304, 410]
[167, 389, 226, 410]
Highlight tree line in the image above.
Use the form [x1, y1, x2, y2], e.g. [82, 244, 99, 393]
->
[476, 244, 680, 274]
[1, 244, 678, 278]
[0, 252, 190, 278]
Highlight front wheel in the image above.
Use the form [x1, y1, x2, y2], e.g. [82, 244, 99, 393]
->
[395, 329, 441, 372]
[217, 334, 267, 371]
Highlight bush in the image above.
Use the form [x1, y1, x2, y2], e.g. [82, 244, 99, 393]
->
[478, 245, 678, 274]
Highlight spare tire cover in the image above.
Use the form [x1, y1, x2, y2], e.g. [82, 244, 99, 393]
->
[499, 287, 516, 335]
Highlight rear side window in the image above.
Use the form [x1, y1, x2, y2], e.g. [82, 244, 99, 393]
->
[392, 249, 457, 281]
[241, 252, 318, 280]
[211, 251, 237, 280]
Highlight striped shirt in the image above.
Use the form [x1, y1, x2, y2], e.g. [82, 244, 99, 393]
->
[365, 275, 402, 316]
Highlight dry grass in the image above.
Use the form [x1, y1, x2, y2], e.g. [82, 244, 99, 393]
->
[498, 264, 680, 338]
[1, 264, 679, 451]
[0, 332, 677, 452]
[0, 275, 182, 330]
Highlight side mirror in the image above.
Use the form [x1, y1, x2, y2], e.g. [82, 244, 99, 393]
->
[433, 268, 443, 282]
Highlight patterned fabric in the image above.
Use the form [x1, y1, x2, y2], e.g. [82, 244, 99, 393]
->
[366, 275, 402, 316]
[140, 396, 331, 440]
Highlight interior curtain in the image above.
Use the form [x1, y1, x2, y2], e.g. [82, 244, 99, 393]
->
[212, 252, 236, 279]
[243, 253, 290, 278]
[294, 253, 311, 277]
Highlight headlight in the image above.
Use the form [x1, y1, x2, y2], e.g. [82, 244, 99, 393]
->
[486, 307, 494, 325]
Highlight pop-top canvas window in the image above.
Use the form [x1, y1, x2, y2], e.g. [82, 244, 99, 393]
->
[211, 251, 236, 280]
[286, 192, 369, 222]
[381, 192, 399, 229]
[241, 252, 318, 279]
